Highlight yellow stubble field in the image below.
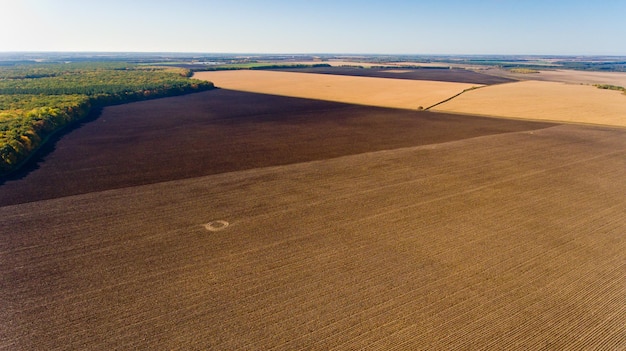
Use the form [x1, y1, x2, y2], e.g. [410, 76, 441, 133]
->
[194, 70, 481, 110]
[432, 80, 626, 127]
[489, 68, 626, 87]
[536, 69, 626, 86]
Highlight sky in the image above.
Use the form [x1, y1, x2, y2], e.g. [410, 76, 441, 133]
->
[1, 0, 624, 55]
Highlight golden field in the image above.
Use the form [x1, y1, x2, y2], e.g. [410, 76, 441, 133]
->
[488, 68, 626, 86]
[194, 70, 480, 110]
[196, 70, 626, 127]
[534, 69, 626, 86]
[432, 80, 626, 127]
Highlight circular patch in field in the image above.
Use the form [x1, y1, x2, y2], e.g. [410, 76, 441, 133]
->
[204, 220, 229, 232]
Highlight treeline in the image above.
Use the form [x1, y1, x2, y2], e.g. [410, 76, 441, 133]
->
[0, 62, 213, 175]
[559, 61, 626, 72]
[593, 84, 626, 94]
[508, 68, 540, 74]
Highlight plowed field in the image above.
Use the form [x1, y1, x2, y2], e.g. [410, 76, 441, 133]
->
[1, 88, 625, 349]
[0, 90, 550, 206]
[270, 66, 514, 84]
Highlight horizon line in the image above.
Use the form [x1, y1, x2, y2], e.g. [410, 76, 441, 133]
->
[1, 51, 626, 57]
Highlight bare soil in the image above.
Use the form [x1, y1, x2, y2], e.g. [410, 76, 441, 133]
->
[254, 60, 453, 69]
[1, 121, 624, 350]
[270, 66, 515, 85]
[0, 89, 551, 206]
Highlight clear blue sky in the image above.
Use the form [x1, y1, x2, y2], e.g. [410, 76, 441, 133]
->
[1, 0, 624, 55]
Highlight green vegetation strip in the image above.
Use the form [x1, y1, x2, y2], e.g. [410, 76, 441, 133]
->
[594, 84, 626, 94]
[0, 63, 213, 176]
[508, 68, 540, 74]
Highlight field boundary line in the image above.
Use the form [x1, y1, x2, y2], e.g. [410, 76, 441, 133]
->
[424, 85, 486, 110]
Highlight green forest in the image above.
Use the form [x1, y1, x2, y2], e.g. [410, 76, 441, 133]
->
[0, 63, 213, 175]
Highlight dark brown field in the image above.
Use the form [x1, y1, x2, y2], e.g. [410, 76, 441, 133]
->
[0, 90, 550, 206]
[270, 66, 515, 85]
[1, 88, 625, 350]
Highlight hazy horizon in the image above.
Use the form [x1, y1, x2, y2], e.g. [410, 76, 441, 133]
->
[1, 0, 625, 56]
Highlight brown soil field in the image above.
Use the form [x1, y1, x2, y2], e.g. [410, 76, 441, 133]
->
[1, 120, 624, 349]
[270, 66, 514, 85]
[432, 80, 626, 127]
[279, 60, 391, 68]
[288, 60, 454, 69]
[382, 69, 414, 73]
[193, 71, 484, 110]
[0, 90, 551, 206]
[386, 61, 456, 68]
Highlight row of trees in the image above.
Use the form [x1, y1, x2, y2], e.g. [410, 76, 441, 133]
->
[594, 84, 626, 94]
[0, 63, 213, 175]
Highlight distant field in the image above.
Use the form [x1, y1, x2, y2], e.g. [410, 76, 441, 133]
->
[194, 71, 481, 110]
[196, 70, 625, 127]
[383, 69, 414, 73]
[432, 80, 626, 127]
[534, 69, 626, 86]
[269, 66, 514, 85]
[485, 68, 626, 86]
[288, 60, 453, 68]
[282, 60, 390, 68]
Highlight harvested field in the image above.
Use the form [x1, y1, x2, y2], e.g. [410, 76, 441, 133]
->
[193, 70, 483, 109]
[534, 69, 626, 86]
[270, 66, 514, 85]
[486, 68, 626, 86]
[1, 121, 625, 349]
[432, 80, 626, 127]
[0, 90, 552, 206]
[279, 60, 391, 68]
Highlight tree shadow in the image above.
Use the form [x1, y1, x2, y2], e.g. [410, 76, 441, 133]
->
[0, 107, 103, 186]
